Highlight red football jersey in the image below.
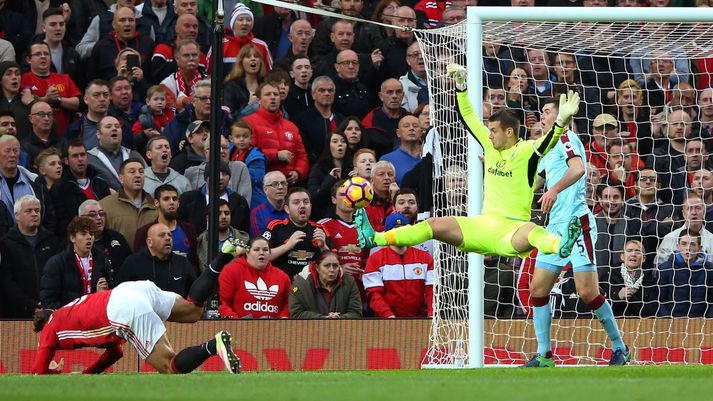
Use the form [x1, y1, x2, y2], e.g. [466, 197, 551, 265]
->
[317, 217, 367, 270]
[218, 257, 291, 319]
[32, 290, 124, 374]
[21, 71, 81, 136]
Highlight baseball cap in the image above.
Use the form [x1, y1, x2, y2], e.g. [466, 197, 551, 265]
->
[592, 113, 618, 128]
[186, 120, 209, 137]
[384, 212, 410, 231]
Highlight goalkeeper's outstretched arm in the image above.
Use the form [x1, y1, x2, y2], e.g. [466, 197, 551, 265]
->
[447, 64, 491, 150]
[533, 91, 580, 157]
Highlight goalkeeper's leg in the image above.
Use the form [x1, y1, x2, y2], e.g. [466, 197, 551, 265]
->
[512, 217, 581, 258]
[355, 208, 463, 248]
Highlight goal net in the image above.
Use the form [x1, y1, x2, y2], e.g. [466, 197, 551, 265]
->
[417, 9, 713, 367]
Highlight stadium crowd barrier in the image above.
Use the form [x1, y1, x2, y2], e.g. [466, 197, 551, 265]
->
[2, 318, 712, 372]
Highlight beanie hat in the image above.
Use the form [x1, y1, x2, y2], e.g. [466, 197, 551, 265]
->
[230, 3, 254, 30]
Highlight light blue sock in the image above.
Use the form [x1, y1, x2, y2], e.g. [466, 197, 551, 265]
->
[594, 302, 626, 352]
[533, 303, 552, 355]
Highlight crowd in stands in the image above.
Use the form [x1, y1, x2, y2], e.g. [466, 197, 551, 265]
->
[0, 0, 710, 320]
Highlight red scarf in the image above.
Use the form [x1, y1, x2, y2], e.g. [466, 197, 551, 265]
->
[175, 70, 203, 97]
[74, 252, 93, 294]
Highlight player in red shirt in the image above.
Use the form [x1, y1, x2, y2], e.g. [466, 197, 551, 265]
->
[22, 40, 81, 136]
[218, 236, 291, 319]
[32, 238, 245, 375]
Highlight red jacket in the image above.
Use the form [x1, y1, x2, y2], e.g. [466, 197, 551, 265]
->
[244, 107, 309, 179]
[218, 256, 291, 319]
[362, 246, 434, 318]
[208, 32, 272, 73]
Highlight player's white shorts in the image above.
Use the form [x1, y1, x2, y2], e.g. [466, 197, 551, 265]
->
[536, 213, 597, 273]
[106, 281, 178, 359]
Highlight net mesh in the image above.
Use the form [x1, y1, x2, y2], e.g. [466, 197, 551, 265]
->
[417, 20, 713, 366]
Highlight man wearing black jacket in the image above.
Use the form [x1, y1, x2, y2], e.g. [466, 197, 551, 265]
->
[115, 222, 195, 297]
[40, 216, 108, 310]
[252, 3, 296, 60]
[0, 195, 60, 317]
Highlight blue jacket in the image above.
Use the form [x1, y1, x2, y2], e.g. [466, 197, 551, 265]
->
[657, 251, 713, 318]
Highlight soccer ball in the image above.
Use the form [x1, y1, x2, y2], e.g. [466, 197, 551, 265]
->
[340, 177, 374, 209]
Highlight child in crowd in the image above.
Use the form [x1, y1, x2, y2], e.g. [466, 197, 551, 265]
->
[229, 120, 267, 208]
[132, 85, 175, 154]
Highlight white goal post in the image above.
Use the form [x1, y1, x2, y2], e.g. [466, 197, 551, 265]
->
[419, 6, 713, 369]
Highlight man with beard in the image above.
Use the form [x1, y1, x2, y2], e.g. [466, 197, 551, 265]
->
[51, 139, 112, 233]
[143, 136, 191, 196]
[87, 116, 144, 191]
[295, 76, 344, 165]
[262, 187, 330, 279]
[196, 199, 248, 269]
[134, 184, 199, 272]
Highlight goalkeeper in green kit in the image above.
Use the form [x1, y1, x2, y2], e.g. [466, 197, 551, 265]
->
[354, 63, 582, 259]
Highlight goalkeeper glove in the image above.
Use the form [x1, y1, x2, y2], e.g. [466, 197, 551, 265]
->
[446, 63, 467, 91]
[221, 236, 248, 256]
[555, 90, 580, 127]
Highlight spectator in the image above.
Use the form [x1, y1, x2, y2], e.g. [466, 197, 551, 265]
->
[218, 236, 291, 318]
[362, 212, 434, 318]
[164, 79, 230, 155]
[600, 239, 658, 317]
[693, 169, 713, 229]
[138, 0, 177, 57]
[585, 113, 620, 176]
[75, 1, 150, 59]
[351, 148, 376, 181]
[183, 135, 253, 203]
[399, 42, 427, 113]
[152, 14, 207, 83]
[223, 44, 267, 119]
[380, 115, 422, 185]
[262, 69, 292, 118]
[90, 6, 155, 81]
[169, 119, 207, 174]
[22, 40, 81, 136]
[307, 132, 351, 219]
[159, 39, 207, 110]
[699, 87, 713, 140]
[274, 19, 313, 72]
[642, 52, 681, 114]
[196, 199, 249, 270]
[312, 0, 377, 56]
[132, 85, 174, 155]
[370, 0, 399, 42]
[284, 57, 314, 119]
[312, 20, 377, 81]
[0, 111, 28, 166]
[143, 136, 191, 196]
[652, 109, 693, 204]
[0, 2, 33, 60]
[362, 78, 409, 150]
[243, 81, 309, 184]
[78, 199, 131, 287]
[65, 79, 133, 151]
[331, 49, 377, 119]
[249, 171, 288, 237]
[0, 38, 14, 63]
[113, 47, 150, 103]
[414, 0, 447, 28]
[669, 138, 709, 206]
[523, 49, 561, 108]
[66, 0, 107, 47]
[340, 116, 369, 153]
[23, 101, 61, 170]
[50, 139, 111, 233]
[134, 184, 199, 271]
[39, 7, 84, 90]
[441, 5, 465, 26]
[228, 120, 267, 208]
[252, 0, 296, 60]
[34, 148, 63, 190]
[178, 160, 250, 233]
[87, 116, 145, 191]
[614, 79, 653, 157]
[655, 192, 713, 265]
[0, 195, 60, 318]
[99, 158, 158, 250]
[108, 76, 142, 130]
[365, 160, 397, 232]
[40, 216, 108, 310]
[289, 250, 363, 319]
[213, 2, 272, 78]
[167, 0, 212, 53]
[296, 76, 345, 165]
[657, 229, 713, 318]
[632, 50, 689, 97]
[624, 168, 675, 268]
[115, 223, 195, 297]
[262, 187, 330, 278]
[602, 138, 642, 200]
[551, 51, 601, 136]
[374, 6, 416, 79]
[0, 135, 56, 234]
[594, 182, 627, 269]
[0, 62, 33, 139]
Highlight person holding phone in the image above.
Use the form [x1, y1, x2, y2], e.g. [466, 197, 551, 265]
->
[115, 48, 149, 101]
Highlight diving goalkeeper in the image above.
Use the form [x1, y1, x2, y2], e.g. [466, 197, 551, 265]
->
[355, 63, 581, 259]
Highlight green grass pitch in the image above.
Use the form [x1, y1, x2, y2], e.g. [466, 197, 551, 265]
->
[2, 366, 713, 401]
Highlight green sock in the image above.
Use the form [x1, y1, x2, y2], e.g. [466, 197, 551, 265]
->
[527, 226, 560, 254]
[374, 220, 434, 247]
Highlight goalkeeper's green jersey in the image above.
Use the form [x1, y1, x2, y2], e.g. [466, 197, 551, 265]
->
[456, 89, 564, 221]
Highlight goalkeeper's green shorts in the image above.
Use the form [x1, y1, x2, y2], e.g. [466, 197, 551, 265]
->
[453, 215, 532, 258]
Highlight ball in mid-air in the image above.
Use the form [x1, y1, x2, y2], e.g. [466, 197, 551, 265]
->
[340, 177, 374, 209]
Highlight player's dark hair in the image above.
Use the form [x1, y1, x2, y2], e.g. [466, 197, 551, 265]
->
[331, 179, 348, 198]
[33, 309, 54, 333]
[286, 186, 311, 203]
[153, 184, 178, 200]
[67, 216, 97, 238]
[488, 109, 520, 133]
[394, 188, 419, 207]
[541, 97, 559, 112]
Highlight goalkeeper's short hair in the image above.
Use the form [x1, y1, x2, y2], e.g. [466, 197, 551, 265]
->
[488, 108, 520, 133]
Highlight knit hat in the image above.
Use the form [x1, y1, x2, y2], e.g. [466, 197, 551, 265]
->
[0, 61, 20, 79]
[229, 3, 254, 30]
[384, 213, 410, 231]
